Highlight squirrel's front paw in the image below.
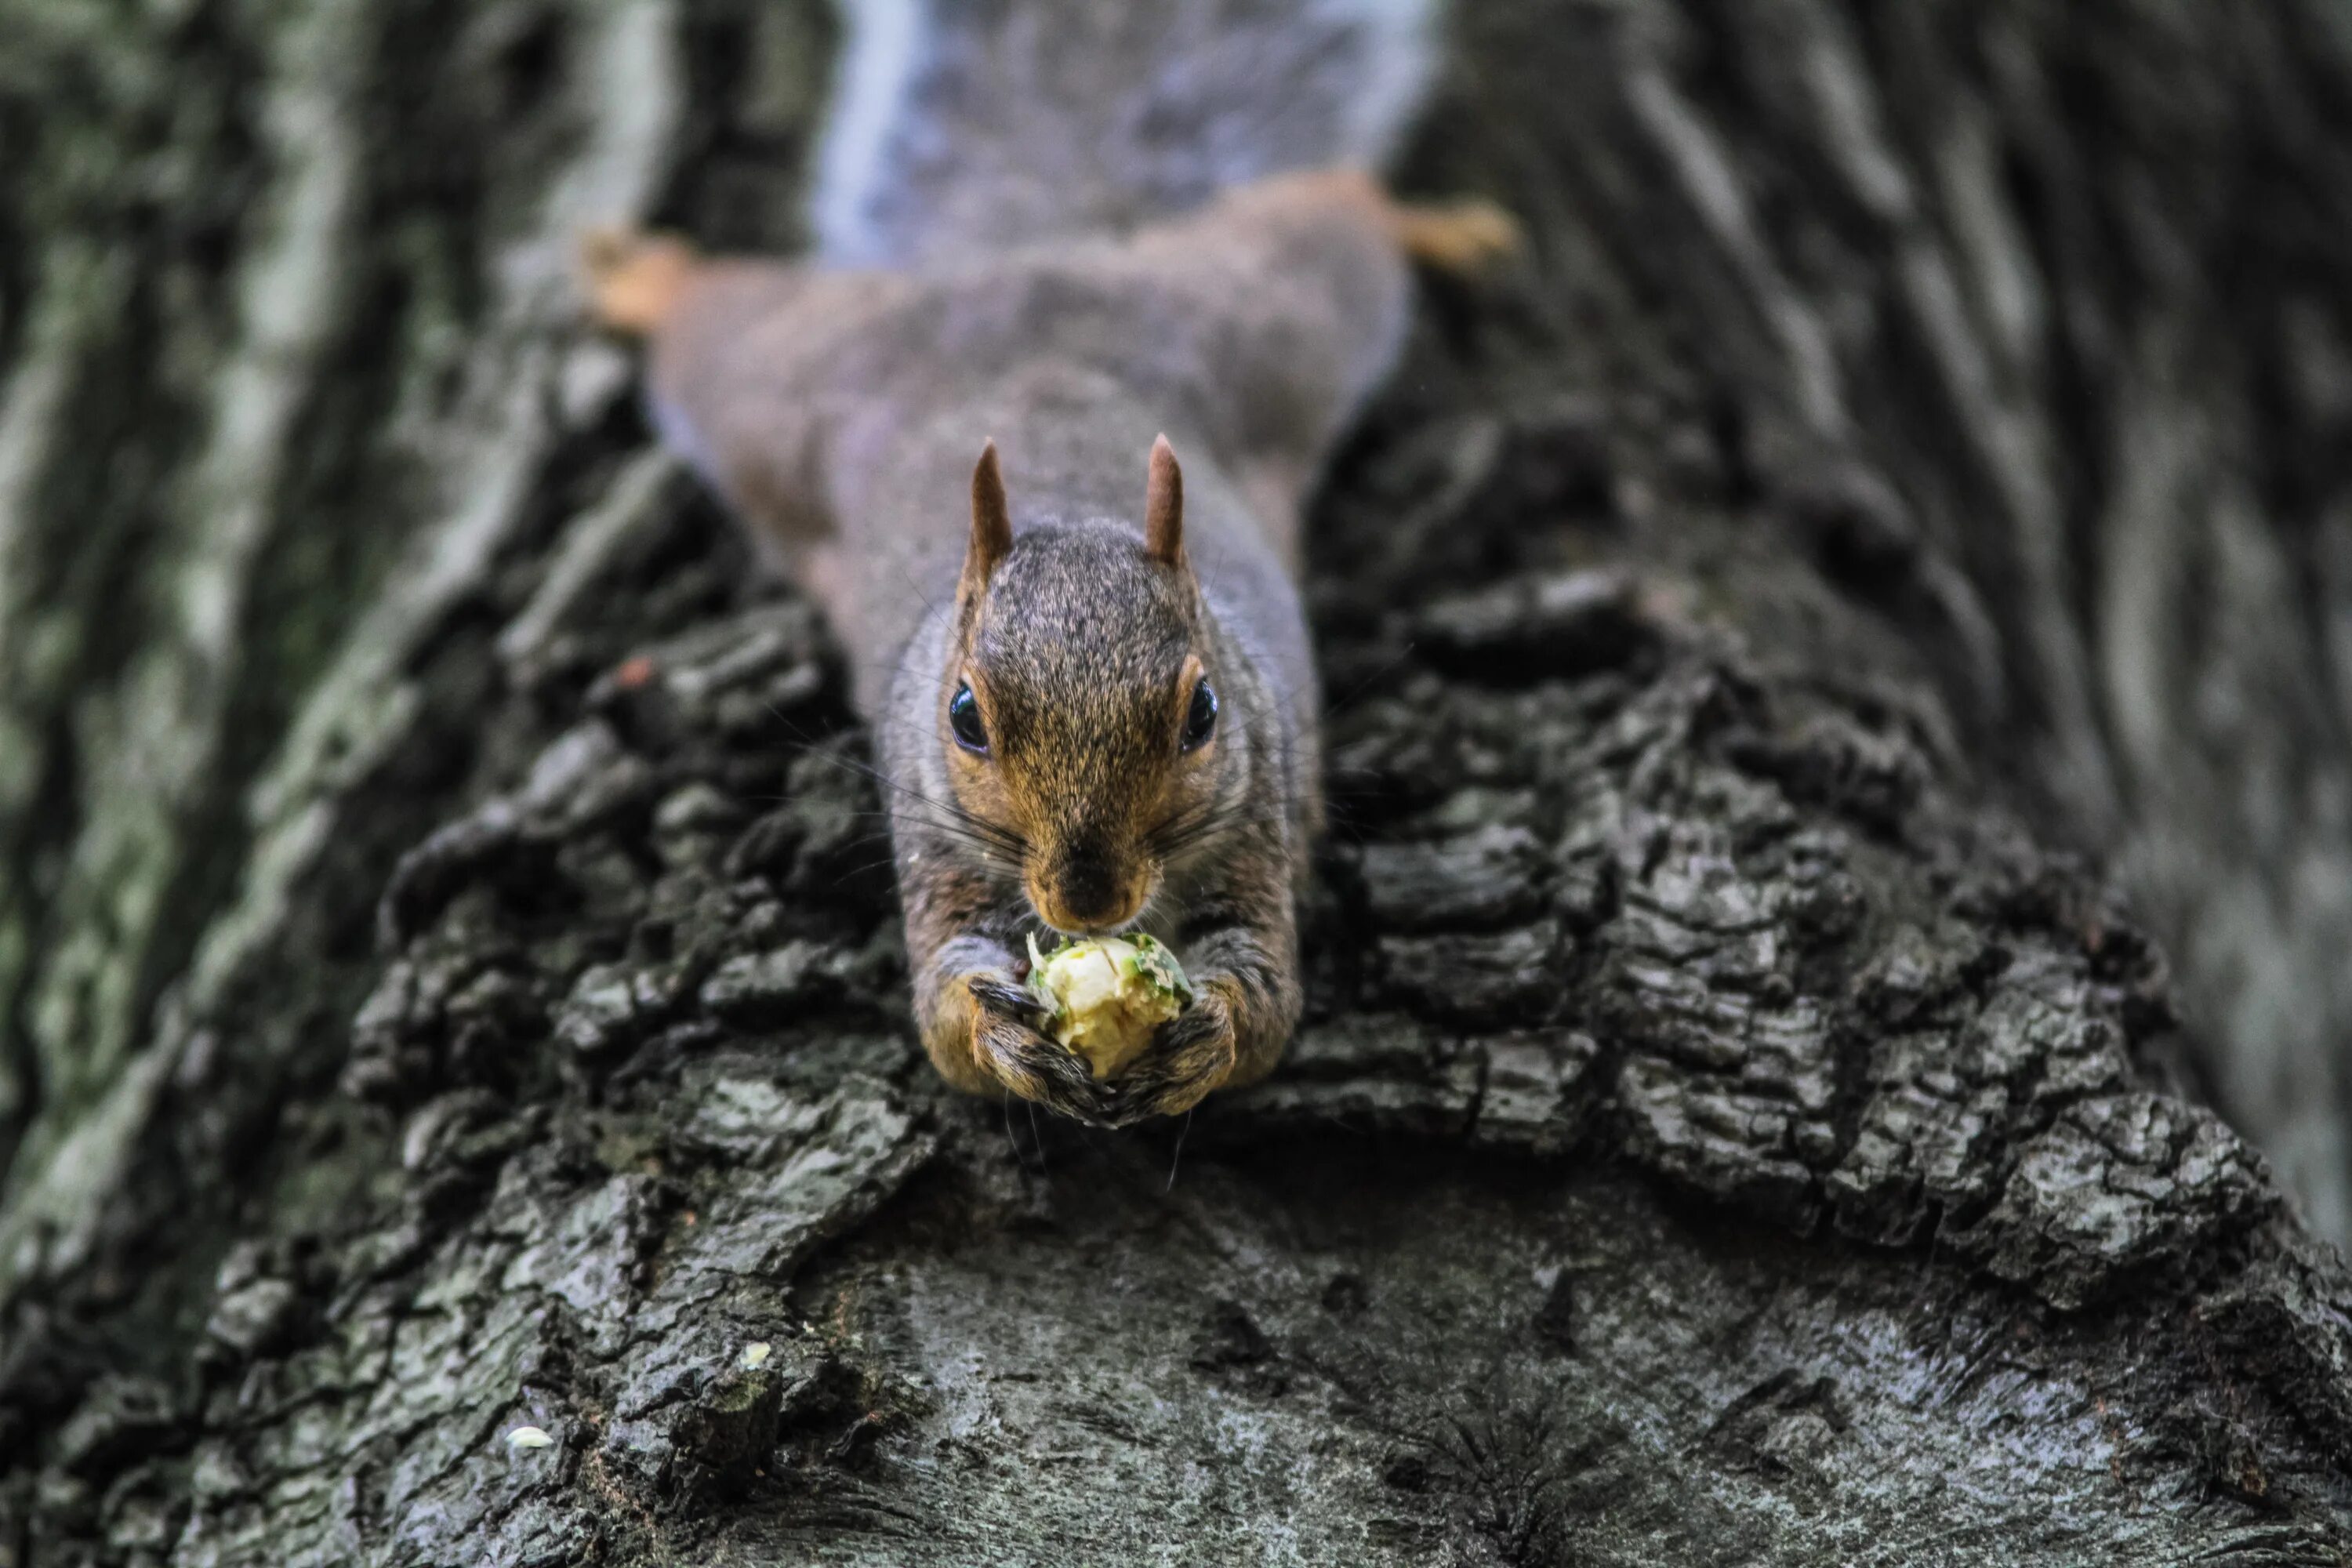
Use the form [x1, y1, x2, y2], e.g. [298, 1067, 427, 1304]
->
[1109, 988, 1239, 1126]
[966, 975, 1116, 1127]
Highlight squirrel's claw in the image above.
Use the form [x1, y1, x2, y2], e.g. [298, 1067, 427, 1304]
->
[1107, 989, 1239, 1127]
[967, 975, 1117, 1127]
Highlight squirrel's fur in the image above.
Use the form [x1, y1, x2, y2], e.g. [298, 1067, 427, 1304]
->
[587, 9, 1513, 1123]
[810, 0, 1439, 267]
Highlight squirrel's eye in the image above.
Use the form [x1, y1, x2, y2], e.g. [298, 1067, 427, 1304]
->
[1181, 677, 1218, 751]
[949, 683, 989, 753]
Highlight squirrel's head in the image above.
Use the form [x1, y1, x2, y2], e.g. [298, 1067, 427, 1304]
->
[938, 437, 1239, 935]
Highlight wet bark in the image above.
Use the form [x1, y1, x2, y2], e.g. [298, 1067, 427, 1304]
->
[4, 1, 2352, 1563]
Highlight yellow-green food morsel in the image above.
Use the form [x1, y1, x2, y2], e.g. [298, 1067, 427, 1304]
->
[1026, 934, 1193, 1079]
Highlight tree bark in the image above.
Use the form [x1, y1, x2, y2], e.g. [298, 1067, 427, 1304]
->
[5, 1, 2352, 1563]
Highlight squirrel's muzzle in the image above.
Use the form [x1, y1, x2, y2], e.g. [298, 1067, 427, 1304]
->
[1030, 840, 1150, 935]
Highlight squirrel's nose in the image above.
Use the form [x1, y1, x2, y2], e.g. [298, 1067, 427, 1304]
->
[1057, 849, 1122, 928]
[1034, 844, 1142, 934]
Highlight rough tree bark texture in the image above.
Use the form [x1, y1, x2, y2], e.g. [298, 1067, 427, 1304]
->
[3, 1, 2352, 1563]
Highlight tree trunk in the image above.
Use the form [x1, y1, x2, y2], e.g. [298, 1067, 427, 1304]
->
[5, 1, 2352, 1563]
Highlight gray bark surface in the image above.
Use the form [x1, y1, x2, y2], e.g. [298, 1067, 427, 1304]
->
[4, 2, 2352, 1564]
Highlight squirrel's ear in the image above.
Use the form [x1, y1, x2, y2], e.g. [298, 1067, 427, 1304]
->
[966, 440, 1013, 591]
[1144, 434, 1184, 568]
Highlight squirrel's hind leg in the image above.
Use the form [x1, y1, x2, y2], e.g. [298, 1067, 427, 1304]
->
[1383, 196, 1522, 276]
[580, 229, 699, 334]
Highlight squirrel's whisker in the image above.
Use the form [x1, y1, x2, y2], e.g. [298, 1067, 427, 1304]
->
[781, 734, 1032, 858]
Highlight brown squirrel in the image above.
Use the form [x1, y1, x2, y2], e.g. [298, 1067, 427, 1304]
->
[585, 2, 1510, 1125]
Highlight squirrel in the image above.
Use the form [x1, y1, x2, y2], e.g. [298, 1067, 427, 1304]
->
[583, 0, 1513, 1126]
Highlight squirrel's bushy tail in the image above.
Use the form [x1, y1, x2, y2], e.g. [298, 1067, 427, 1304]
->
[811, 0, 1439, 267]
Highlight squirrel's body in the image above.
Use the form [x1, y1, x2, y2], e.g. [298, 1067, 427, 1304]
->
[590, 3, 1508, 1122]
[642, 173, 1408, 720]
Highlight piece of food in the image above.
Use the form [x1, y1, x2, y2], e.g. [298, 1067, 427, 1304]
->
[1026, 933, 1193, 1080]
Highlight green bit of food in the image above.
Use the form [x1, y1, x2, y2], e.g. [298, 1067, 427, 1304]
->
[1025, 933, 1193, 1080]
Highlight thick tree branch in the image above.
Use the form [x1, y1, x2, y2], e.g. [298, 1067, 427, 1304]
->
[4, 2, 2352, 1563]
